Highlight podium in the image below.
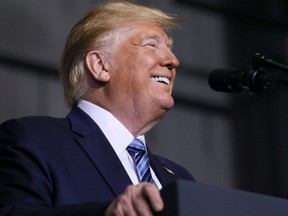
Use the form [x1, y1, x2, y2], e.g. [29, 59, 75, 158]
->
[160, 180, 288, 216]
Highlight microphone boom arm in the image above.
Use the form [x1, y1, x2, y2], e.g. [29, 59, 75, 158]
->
[252, 53, 288, 73]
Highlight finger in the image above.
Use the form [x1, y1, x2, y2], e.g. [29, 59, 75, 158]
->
[105, 192, 137, 216]
[141, 183, 164, 213]
[105, 197, 125, 216]
[132, 191, 154, 216]
[127, 183, 158, 216]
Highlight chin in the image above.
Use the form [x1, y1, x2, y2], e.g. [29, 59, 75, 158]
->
[161, 99, 174, 111]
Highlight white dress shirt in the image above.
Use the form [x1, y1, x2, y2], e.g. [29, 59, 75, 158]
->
[77, 100, 162, 189]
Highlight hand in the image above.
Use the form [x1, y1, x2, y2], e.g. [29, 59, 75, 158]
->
[105, 183, 164, 216]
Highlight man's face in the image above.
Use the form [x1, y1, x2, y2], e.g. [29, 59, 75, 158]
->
[104, 22, 179, 121]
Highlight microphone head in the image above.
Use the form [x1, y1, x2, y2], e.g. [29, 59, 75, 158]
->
[208, 68, 242, 93]
[208, 68, 271, 93]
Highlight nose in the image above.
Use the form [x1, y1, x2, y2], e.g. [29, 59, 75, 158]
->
[160, 49, 179, 70]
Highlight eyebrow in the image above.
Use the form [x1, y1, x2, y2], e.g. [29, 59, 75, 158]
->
[141, 34, 174, 48]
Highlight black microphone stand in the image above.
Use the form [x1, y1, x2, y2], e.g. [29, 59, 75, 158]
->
[247, 53, 288, 93]
[252, 53, 288, 73]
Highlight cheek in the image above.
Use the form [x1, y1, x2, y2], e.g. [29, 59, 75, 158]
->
[135, 51, 160, 70]
[125, 53, 156, 74]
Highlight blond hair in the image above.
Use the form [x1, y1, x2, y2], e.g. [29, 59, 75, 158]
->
[59, 1, 178, 107]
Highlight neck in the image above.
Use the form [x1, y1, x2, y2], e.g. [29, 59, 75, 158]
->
[82, 91, 167, 137]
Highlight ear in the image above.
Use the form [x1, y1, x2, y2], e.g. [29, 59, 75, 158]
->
[85, 51, 110, 83]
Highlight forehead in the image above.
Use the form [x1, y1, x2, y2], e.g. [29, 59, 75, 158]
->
[117, 22, 173, 45]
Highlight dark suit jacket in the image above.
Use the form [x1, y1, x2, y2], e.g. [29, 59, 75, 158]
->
[0, 106, 194, 216]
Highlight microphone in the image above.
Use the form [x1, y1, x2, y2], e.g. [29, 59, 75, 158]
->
[208, 67, 272, 93]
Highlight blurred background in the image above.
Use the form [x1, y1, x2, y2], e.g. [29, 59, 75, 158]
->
[1, 0, 288, 198]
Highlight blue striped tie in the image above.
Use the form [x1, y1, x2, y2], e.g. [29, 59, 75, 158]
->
[127, 138, 153, 183]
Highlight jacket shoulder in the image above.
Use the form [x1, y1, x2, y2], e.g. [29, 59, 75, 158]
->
[0, 116, 70, 144]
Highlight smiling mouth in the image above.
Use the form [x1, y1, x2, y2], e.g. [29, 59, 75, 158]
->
[151, 76, 170, 85]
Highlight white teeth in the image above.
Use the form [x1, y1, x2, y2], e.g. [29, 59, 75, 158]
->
[151, 76, 170, 85]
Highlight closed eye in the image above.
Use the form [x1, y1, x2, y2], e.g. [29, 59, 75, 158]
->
[146, 42, 157, 48]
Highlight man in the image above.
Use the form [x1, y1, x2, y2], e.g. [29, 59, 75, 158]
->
[0, 1, 194, 215]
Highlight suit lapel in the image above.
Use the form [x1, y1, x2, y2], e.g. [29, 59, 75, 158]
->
[67, 107, 132, 197]
[147, 148, 178, 187]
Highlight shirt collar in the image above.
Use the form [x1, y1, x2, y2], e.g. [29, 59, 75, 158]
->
[77, 100, 146, 156]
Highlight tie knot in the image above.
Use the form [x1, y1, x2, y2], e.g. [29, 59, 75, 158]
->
[127, 138, 146, 156]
